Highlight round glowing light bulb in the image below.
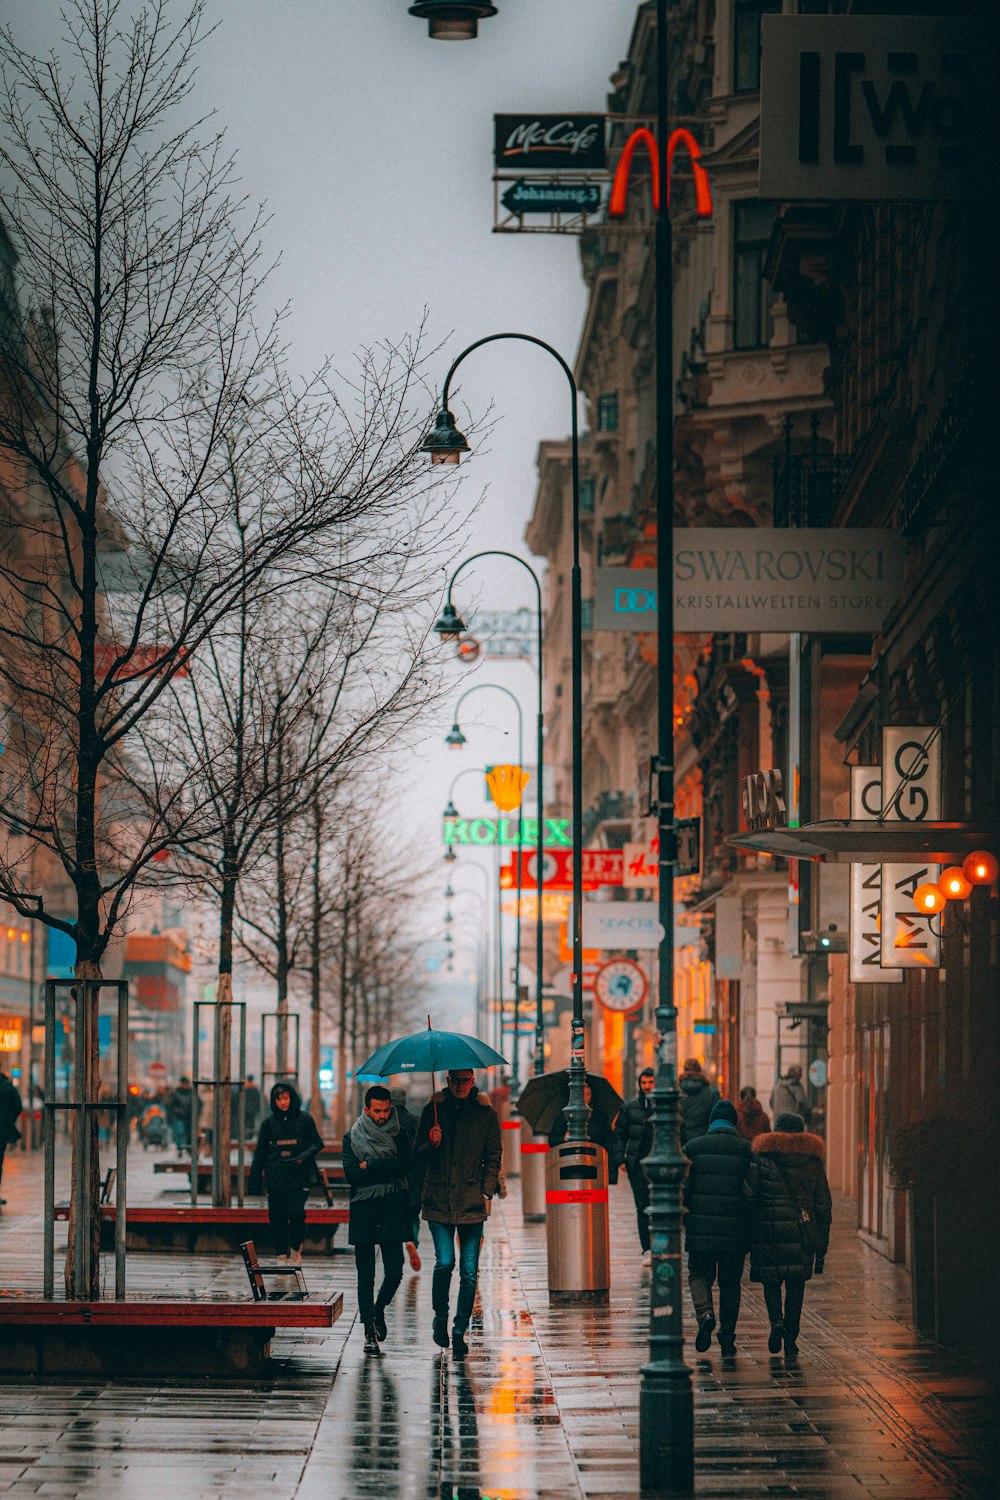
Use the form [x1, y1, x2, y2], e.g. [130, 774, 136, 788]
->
[938, 866, 972, 901]
[912, 882, 946, 915]
[962, 850, 999, 886]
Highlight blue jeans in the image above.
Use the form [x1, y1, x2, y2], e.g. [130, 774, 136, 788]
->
[428, 1221, 483, 1334]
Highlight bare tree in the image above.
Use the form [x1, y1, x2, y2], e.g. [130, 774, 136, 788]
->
[0, 0, 453, 1292]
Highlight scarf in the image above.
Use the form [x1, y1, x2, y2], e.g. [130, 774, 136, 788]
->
[349, 1108, 400, 1202]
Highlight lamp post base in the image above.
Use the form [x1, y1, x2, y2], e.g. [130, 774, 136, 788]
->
[638, 1365, 694, 1495]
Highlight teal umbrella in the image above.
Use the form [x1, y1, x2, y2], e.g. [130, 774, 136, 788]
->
[357, 1021, 506, 1080]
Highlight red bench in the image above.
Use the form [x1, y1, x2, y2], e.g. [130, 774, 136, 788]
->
[0, 1292, 342, 1377]
[52, 1204, 349, 1254]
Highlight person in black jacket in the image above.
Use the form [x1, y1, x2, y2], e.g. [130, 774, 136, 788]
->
[0, 1071, 23, 1205]
[248, 1081, 323, 1266]
[390, 1086, 424, 1272]
[750, 1112, 832, 1361]
[684, 1098, 752, 1357]
[548, 1083, 618, 1183]
[679, 1058, 720, 1146]
[344, 1086, 415, 1354]
[611, 1068, 655, 1263]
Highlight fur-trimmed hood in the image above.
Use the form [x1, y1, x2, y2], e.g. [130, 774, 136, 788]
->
[752, 1130, 825, 1159]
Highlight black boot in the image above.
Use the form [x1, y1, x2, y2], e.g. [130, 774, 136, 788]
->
[767, 1323, 784, 1354]
[695, 1312, 715, 1353]
[372, 1302, 387, 1342]
[432, 1266, 452, 1349]
[363, 1322, 381, 1355]
[451, 1328, 469, 1358]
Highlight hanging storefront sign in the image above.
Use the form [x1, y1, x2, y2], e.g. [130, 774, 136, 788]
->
[442, 816, 571, 848]
[594, 530, 904, 635]
[465, 608, 538, 663]
[594, 958, 648, 1015]
[505, 849, 623, 891]
[494, 114, 606, 171]
[623, 821, 701, 887]
[848, 766, 903, 984]
[759, 16, 990, 203]
[879, 726, 941, 969]
[500, 892, 571, 925]
[580, 901, 665, 951]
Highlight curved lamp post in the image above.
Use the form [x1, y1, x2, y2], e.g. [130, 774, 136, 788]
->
[447, 887, 489, 1035]
[435, 551, 546, 1081]
[420, 331, 588, 1149]
[445, 681, 524, 1090]
[410, 11, 692, 1469]
[443, 858, 493, 1037]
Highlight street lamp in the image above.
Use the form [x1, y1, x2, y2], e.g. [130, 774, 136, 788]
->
[420, 330, 588, 1151]
[446, 681, 525, 1094]
[435, 549, 547, 1082]
[411, 5, 692, 1489]
[407, 1, 496, 41]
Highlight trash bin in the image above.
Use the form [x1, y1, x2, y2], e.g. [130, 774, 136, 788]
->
[520, 1116, 547, 1223]
[544, 1139, 610, 1302]
[501, 1104, 521, 1179]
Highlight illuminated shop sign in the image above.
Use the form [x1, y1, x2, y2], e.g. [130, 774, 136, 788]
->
[442, 817, 571, 848]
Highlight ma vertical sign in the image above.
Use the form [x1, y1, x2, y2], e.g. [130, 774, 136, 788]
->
[848, 767, 902, 985]
[879, 727, 941, 971]
[759, 16, 992, 201]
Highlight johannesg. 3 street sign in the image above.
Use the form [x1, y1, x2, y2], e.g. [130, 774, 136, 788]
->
[494, 114, 606, 171]
[759, 15, 993, 202]
[594, 529, 903, 635]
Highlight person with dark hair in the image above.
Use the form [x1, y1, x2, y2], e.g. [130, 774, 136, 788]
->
[750, 1112, 832, 1362]
[248, 1081, 323, 1266]
[0, 1070, 23, 1205]
[679, 1057, 720, 1146]
[414, 1069, 502, 1359]
[737, 1085, 770, 1142]
[344, 1085, 415, 1354]
[612, 1067, 656, 1264]
[684, 1099, 753, 1357]
[390, 1086, 424, 1272]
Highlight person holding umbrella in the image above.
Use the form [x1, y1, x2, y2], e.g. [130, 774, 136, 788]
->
[413, 1069, 502, 1359]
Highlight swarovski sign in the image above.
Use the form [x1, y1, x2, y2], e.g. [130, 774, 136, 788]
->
[594, 529, 903, 635]
[759, 16, 991, 201]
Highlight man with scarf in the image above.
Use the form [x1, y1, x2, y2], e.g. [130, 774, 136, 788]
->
[248, 1081, 323, 1266]
[343, 1085, 415, 1355]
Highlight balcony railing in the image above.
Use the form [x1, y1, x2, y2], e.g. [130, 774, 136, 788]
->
[772, 414, 849, 527]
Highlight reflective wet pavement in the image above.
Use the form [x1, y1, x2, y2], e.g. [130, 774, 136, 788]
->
[0, 1144, 996, 1497]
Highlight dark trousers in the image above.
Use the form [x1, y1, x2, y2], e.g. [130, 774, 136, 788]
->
[687, 1250, 745, 1336]
[0, 1142, 6, 1192]
[627, 1165, 651, 1251]
[354, 1241, 405, 1325]
[429, 1221, 483, 1334]
[762, 1277, 806, 1342]
[268, 1188, 307, 1254]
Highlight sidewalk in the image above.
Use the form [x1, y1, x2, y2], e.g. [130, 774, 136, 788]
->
[0, 1146, 996, 1498]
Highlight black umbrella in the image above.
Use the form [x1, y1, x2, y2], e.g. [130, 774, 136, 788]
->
[517, 1070, 623, 1134]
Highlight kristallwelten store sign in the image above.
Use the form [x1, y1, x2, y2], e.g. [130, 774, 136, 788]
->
[594, 529, 903, 635]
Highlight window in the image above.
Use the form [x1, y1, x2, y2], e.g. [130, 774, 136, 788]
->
[733, 200, 776, 350]
[579, 476, 596, 514]
[733, 1, 780, 94]
[597, 393, 618, 432]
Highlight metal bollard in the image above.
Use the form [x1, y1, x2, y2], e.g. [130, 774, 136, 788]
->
[544, 1140, 610, 1302]
[520, 1116, 547, 1222]
[501, 1105, 521, 1179]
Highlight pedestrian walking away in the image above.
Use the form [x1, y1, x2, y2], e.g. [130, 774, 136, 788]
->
[166, 1075, 200, 1155]
[750, 1112, 832, 1362]
[390, 1085, 425, 1272]
[248, 1081, 323, 1265]
[736, 1085, 770, 1142]
[679, 1057, 720, 1146]
[684, 1098, 753, 1358]
[612, 1067, 655, 1263]
[344, 1086, 415, 1354]
[770, 1063, 812, 1125]
[0, 1070, 23, 1206]
[413, 1068, 501, 1359]
[243, 1074, 261, 1137]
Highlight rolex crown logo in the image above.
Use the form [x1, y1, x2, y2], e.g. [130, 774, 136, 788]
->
[486, 764, 530, 813]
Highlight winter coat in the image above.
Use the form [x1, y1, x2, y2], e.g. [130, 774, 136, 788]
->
[679, 1072, 720, 1146]
[414, 1087, 502, 1225]
[683, 1123, 753, 1257]
[248, 1083, 323, 1196]
[167, 1085, 201, 1124]
[0, 1074, 22, 1146]
[612, 1093, 654, 1175]
[393, 1101, 425, 1211]
[770, 1075, 812, 1124]
[548, 1109, 618, 1182]
[342, 1121, 415, 1245]
[737, 1097, 770, 1142]
[749, 1130, 832, 1282]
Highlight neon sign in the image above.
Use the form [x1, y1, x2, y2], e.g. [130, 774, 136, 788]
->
[609, 127, 712, 219]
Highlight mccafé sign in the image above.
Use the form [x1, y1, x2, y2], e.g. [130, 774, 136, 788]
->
[494, 114, 606, 171]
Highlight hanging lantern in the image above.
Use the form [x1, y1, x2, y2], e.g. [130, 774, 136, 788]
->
[938, 866, 972, 901]
[962, 850, 999, 886]
[912, 882, 946, 916]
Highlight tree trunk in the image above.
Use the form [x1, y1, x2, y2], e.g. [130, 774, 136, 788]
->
[213, 859, 238, 1207]
[65, 959, 103, 1300]
[310, 783, 324, 1128]
[334, 897, 350, 1138]
[274, 736, 290, 1079]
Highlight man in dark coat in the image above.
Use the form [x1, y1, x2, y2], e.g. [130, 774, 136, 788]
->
[413, 1069, 502, 1358]
[548, 1083, 618, 1182]
[679, 1058, 720, 1146]
[343, 1085, 415, 1354]
[248, 1081, 323, 1265]
[390, 1086, 424, 1272]
[750, 1112, 832, 1361]
[770, 1064, 812, 1125]
[684, 1098, 752, 1357]
[612, 1067, 655, 1262]
[167, 1076, 200, 1155]
[0, 1070, 23, 1205]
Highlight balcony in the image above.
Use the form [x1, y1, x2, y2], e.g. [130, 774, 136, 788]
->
[772, 431, 850, 528]
[583, 790, 634, 844]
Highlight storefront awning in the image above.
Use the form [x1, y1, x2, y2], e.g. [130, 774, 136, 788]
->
[726, 821, 993, 864]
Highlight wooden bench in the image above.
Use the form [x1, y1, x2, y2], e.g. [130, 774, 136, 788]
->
[153, 1160, 346, 1189]
[52, 1204, 349, 1254]
[0, 1291, 342, 1378]
[239, 1240, 308, 1300]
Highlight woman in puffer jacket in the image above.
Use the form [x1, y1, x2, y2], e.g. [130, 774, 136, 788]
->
[750, 1112, 832, 1362]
